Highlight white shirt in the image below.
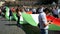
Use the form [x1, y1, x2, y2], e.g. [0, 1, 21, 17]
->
[38, 12, 48, 29]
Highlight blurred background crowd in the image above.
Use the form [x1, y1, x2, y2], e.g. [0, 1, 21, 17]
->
[0, 0, 60, 20]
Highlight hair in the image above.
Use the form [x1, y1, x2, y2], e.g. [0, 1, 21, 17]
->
[43, 8, 50, 13]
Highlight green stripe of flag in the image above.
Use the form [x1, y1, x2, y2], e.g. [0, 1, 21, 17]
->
[21, 12, 37, 26]
[5, 7, 9, 20]
[12, 12, 18, 21]
[49, 24, 60, 30]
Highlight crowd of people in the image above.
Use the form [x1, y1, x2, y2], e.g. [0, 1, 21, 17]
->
[0, 5, 60, 34]
[0, 5, 60, 18]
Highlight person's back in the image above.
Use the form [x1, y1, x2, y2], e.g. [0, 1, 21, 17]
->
[52, 8, 58, 18]
[38, 8, 51, 34]
[52, 9, 58, 15]
[39, 12, 47, 29]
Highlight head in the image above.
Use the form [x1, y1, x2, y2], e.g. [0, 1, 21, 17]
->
[43, 8, 50, 14]
[39, 5, 43, 9]
[18, 7, 23, 12]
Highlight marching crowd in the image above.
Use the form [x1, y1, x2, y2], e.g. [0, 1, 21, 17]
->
[0, 5, 60, 34]
[0, 5, 60, 18]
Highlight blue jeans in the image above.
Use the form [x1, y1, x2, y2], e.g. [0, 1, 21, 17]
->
[40, 29, 48, 34]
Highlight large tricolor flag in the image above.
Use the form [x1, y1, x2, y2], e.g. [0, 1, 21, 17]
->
[20, 12, 60, 30]
[5, 7, 60, 30]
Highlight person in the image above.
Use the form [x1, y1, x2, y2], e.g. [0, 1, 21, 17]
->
[9, 7, 13, 20]
[52, 6, 58, 18]
[16, 6, 23, 27]
[26, 8, 32, 14]
[36, 6, 45, 14]
[38, 8, 51, 34]
[32, 8, 36, 14]
[25, 8, 29, 12]
[1, 6, 6, 17]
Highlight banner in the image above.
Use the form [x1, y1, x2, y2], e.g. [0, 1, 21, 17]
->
[21, 12, 60, 30]
[12, 12, 60, 30]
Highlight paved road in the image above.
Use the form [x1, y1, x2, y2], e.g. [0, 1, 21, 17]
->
[0, 17, 60, 34]
[0, 18, 26, 34]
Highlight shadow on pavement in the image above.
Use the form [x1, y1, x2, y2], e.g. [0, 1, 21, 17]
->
[5, 23, 40, 34]
[5, 23, 60, 34]
[5, 24, 17, 26]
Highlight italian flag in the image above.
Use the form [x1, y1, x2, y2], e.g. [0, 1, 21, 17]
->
[6, 10, 60, 30]
[20, 12, 60, 30]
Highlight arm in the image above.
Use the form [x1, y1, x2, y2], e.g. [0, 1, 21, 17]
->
[41, 13, 51, 26]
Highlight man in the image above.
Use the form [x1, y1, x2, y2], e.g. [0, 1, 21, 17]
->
[16, 6, 23, 27]
[1, 6, 6, 17]
[36, 6, 45, 14]
[9, 7, 13, 20]
[32, 8, 36, 14]
[25, 8, 29, 12]
[38, 7, 51, 34]
[52, 6, 58, 18]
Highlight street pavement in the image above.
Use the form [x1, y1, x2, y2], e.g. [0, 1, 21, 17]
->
[0, 18, 26, 34]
